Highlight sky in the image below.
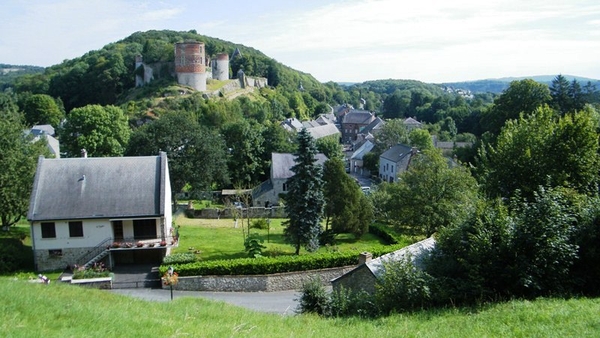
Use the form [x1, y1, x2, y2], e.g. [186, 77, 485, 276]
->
[1, 0, 599, 83]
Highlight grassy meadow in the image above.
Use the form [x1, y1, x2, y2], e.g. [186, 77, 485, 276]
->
[2, 277, 600, 337]
[171, 214, 412, 260]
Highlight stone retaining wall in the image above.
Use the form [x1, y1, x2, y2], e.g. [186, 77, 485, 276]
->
[186, 207, 287, 219]
[164, 266, 355, 292]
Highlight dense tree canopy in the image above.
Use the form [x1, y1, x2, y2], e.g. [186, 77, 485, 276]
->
[18, 93, 64, 128]
[373, 149, 479, 236]
[323, 157, 373, 237]
[59, 104, 130, 157]
[477, 106, 599, 200]
[126, 112, 229, 199]
[0, 96, 49, 230]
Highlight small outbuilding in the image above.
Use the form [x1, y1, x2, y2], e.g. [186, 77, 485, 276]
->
[331, 237, 436, 295]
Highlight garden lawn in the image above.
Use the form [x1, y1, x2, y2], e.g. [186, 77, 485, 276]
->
[172, 214, 406, 261]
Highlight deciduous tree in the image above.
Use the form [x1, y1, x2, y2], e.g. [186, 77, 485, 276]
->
[59, 104, 130, 157]
[0, 98, 49, 230]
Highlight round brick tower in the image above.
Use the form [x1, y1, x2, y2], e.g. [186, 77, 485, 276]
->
[212, 53, 229, 81]
[174, 42, 206, 91]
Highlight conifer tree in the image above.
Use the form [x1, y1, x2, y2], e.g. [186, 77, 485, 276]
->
[283, 128, 325, 254]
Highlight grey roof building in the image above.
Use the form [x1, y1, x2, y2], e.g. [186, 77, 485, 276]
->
[252, 152, 327, 207]
[331, 237, 436, 295]
[28, 152, 173, 271]
[379, 143, 417, 183]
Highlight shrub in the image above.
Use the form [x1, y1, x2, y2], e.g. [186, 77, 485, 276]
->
[163, 252, 197, 265]
[160, 244, 407, 277]
[375, 255, 433, 313]
[0, 239, 28, 274]
[250, 219, 269, 230]
[329, 287, 377, 318]
[369, 223, 398, 245]
[72, 262, 111, 279]
[244, 233, 266, 258]
[296, 277, 329, 315]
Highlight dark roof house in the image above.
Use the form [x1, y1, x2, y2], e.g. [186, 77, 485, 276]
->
[28, 152, 173, 271]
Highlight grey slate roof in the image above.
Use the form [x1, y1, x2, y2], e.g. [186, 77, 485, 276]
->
[380, 143, 414, 163]
[31, 124, 55, 136]
[366, 237, 436, 278]
[306, 124, 341, 140]
[361, 117, 385, 134]
[341, 110, 375, 124]
[27, 153, 169, 221]
[271, 153, 328, 179]
[351, 140, 374, 160]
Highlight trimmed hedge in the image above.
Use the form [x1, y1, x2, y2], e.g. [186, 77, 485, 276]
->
[368, 223, 399, 245]
[160, 244, 405, 276]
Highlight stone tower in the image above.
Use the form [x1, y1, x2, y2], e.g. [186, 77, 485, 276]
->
[211, 53, 229, 81]
[174, 41, 206, 91]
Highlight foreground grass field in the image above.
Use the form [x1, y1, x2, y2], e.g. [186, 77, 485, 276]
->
[2, 277, 599, 337]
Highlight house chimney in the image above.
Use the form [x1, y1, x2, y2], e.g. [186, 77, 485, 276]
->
[358, 252, 372, 265]
[81, 149, 87, 158]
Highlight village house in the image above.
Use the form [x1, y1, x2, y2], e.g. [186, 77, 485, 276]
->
[27, 151, 173, 271]
[340, 109, 377, 143]
[379, 144, 418, 183]
[252, 152, 327, 207]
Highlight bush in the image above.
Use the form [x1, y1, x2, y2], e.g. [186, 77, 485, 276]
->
[0, 239, 29, 274]
[244, 233, 266, 258]
[250, 219, 269, 230]
[329, 287, 377, 318]
[163, 252, 197, 265]
[369, 223, 398, 245]
[296, 277, 329, 315]
[375, 255, 433, 313]
[160, 244, 406, 276]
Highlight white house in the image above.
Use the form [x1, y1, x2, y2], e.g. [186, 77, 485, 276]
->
[252, 152, 327, 207]
[27, 152, 173, 271]
[379, 144, 418, 183]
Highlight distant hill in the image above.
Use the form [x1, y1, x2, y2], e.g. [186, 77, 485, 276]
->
[441, 75, 600, 94]
[0, 64, 45, 90]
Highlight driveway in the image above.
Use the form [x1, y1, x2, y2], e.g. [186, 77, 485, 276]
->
[110, 288, 300, 315]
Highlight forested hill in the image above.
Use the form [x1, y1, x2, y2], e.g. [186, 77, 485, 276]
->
[11, 29, 327, 112]
[441, 75, 600, 94]
[0, 64, 44, 91]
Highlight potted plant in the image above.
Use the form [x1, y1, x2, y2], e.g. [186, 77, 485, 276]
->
[136, 241, 144, 247]
[160, 240, 167, 246]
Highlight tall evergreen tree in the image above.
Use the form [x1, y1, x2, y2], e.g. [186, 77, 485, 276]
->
[283, 128, 325, 254]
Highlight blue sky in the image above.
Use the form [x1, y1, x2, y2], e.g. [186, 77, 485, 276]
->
[1, 0, 599, 83]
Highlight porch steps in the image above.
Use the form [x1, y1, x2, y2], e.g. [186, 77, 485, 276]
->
[83, 249, 109, 269]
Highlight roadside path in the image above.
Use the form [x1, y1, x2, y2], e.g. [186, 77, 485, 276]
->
[110, 288, 300, 315]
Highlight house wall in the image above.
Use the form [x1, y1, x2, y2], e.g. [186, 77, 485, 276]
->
[31, 217, 166, 271]
[379, 154, 412, 183]
[331, 265, 378, 295]
[254, 178, 286, 206]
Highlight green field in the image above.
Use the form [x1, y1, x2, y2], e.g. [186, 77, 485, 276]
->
[171, 214, 411, 260]
[2, 278, 599, 337]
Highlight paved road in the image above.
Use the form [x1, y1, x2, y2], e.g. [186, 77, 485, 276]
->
[110, 288, 300, 315]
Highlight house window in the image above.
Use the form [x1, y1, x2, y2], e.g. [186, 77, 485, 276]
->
[391, 165, 394, 173]
[133, 219, 157, 240]
[49, 249, 62, 257]
[112, 220, 124, 240]
[283, 183, 288, 192]
[69, 221, 84, 237]
[41, 222, 56, 238]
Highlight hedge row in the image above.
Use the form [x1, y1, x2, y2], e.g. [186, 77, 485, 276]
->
[368, 223, 399, 245]
[159, 244, 405, 276]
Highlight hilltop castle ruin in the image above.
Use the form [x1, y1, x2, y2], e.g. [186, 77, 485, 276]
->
[134, 41, 267, 93]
